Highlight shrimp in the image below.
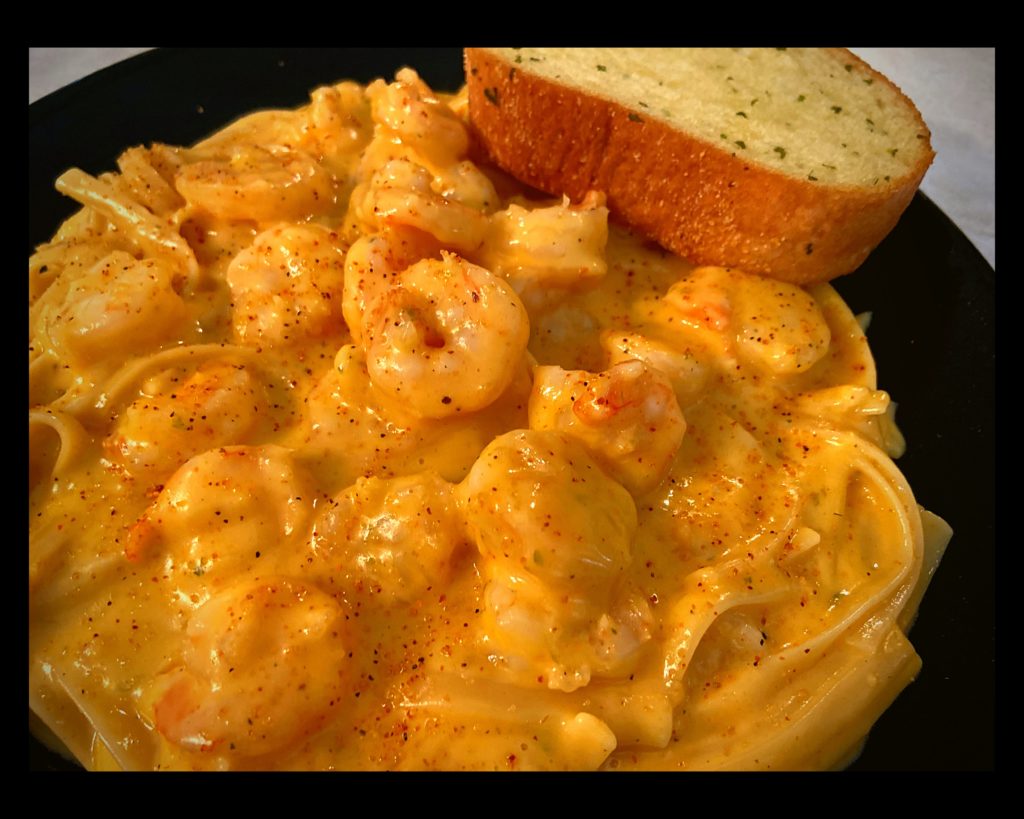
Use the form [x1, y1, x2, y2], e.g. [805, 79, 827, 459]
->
[175, 144, 335, 223]
[460, 430, 646, 691]
[104, 361, 268, 478]
[529, 360, 687, 496]
[658, 265, 735, 364]
[30, 235, 132, 315]
[34, 251, 187, 370]
[362, 252, 530, 419]
[351, 157, 489, 253]
[601, 330, 709, 408]
[478, 192, 609, 304]
[226, 223, 348, 346]
[366, 68, 470, 169]
[342, 226, 441, 345]
[304, 343, 533, 488]
[662, 266, 831, 376]
[124, 445, 313, 581]
[433, 159, 500, 213]
[151, 576, 349, 758]
[350, 69, 498, 250]
[299, 471, 467, 603]
[300, 81, 373, 176]
[731, 273, 832, 375]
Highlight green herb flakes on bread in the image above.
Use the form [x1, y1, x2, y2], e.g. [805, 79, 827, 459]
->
[464, 47, 934, 284]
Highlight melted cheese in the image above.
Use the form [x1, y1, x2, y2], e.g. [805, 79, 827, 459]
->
[28, 68, 950, 771]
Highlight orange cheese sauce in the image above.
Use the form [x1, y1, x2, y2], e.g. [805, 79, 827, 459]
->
[29, 69, 947, 771]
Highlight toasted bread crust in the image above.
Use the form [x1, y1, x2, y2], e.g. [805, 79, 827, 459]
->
[464, 48, 933, 284]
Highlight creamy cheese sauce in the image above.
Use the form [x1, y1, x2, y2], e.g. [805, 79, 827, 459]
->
[29, 69, 949, 771]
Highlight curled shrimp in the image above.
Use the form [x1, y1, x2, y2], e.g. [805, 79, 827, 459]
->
[460, 430, 644, 691]
[351, 157, 489, 253]
[175, 144, 335, 223]
[362, 252, 529, 419]
[731, 273, 832, 375]
[34, 251, 187, 370]
[662, 266, 831, 375]
[342, 226, 441, 345]
[300, 81, 373, 176]
[304, 342, 533, 488]
[601, 330, 709, 408]
[226, 223, 348, 346]
[433, 159, 500, 213]
[366, 68, 470, 169]
[299, 471, 467, 603]
[351, 69, 498, 250]
[529, 360, 687, 496]
[151, 576, 349, 758]
[124, 445, 313, 580]
[104, 361, 268, 478]
[657, 265, 735, 364]
[30, 234, 133, 321]
[479, 192, 609, 302]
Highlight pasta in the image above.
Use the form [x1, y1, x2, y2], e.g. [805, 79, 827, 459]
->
[28, 65, 951, 771]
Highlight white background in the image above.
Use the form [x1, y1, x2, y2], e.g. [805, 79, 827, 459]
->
[29, 47, 995, 270]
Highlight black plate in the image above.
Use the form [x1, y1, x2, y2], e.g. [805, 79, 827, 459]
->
[29, 47, 994, 771]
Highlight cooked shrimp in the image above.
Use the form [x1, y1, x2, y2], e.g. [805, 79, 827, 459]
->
[362, 252, 530, 419]
[300, 81, 373, 175]
[460, 430, 644, 691]
[304, 343, 533, 488]
[351, 158, 489, 253]
[104, 361, 268, 478]
[433, 159, 500, 213]
[731, 274, 832, 375]
[479, 192, 609, 303]
[175, 144, 335, 223]
[342, 226, 441, 345]
[124, 445, 313, 580]
[35, 251, 187, 370]
[659, 265, 735, 364]
[300, 471, 467, 603]
[601, 330, 709, 408]
[366, 68, 470, 169]
[529, 360, 687, 496]
[30, 235, 132, 316]
[151, 576, 349, 758]
[662, 266, 831, 375]
[350, 69, 498, 251]
[226, 223, 348, 346]
[460, 429, 638, 590]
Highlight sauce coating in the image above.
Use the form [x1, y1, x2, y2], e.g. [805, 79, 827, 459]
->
[28, 68, 949, 771]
